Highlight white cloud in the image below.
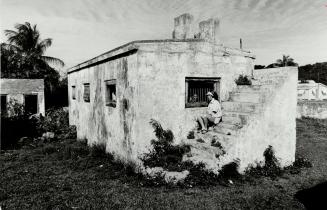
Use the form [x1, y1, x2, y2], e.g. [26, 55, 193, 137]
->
[1, 0, 326, 71]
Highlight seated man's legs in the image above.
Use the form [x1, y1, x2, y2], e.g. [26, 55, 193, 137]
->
[205, 114, 216, 128]
[196, 116, 206, 131]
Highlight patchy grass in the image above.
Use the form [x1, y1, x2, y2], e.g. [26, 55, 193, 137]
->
[1, 118, 327, 209]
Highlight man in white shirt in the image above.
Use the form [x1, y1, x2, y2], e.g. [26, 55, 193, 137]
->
[196, 92, 222, 133]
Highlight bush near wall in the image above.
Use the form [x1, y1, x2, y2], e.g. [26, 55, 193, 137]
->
[1, 107, 76, 150]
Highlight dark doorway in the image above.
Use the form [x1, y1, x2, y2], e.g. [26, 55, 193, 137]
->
[24, 95, 38, 114]
[1, 94, 7, 114]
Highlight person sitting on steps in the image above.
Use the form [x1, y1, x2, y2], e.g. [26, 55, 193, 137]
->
[196, 91, 222, 134]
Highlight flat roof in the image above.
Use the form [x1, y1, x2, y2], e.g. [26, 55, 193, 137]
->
[68, 39, 255, 74]
[0, 79, 44, 94]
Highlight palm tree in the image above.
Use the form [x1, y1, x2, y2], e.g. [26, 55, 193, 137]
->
[3, 22, 64, 77]
[276, 55, 298, 67]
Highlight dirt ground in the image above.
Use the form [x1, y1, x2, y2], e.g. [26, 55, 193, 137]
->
[1, 118, 326, 209]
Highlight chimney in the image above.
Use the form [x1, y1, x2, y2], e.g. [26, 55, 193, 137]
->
[198, 18, 220, 44]
[172, 13, 194, 39]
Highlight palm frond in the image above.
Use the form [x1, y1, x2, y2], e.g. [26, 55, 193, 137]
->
[4, 30, 18, 37]
[1, 43, 21, 52]
[41, 56, 65, 67]
[276, 59, 283, 64]
[37, 38, 52, 54]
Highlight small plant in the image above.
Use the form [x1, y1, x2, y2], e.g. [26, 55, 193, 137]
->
[211, 138, 223, 149]
[218, 160, 241, 181]
[245, 145, 282, 179]
[196, 138, 205, 143]
[187, 131, 195, 139]
[141, 119, 191, 172]
[89, 143, 112, 159]
[181, 162, 220, 187]
[284, 156, 312, 174]
[235, 75, 252, 85]
[42, 145, 58, 155]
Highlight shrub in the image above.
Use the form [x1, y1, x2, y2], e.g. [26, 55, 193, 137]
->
[235, 75, 252, 85]
[42, 145, 58, 155]
[1, 101, 39, 149]
[181, 162, 219, 187]
[38, 108, 70, 135]
[284, 156, 312, 174]
[245, 145, 283, 179]
[89, 143, 112, 159]
[218, 160, 241, 181]
[141, 119, 191, 172]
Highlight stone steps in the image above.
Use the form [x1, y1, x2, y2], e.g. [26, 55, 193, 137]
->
[179, 71, 292, 174]
[222, 101, 263, 113]
[213, 123, 240, 135]
[222, 111, 252, 125]
[229, 91, 264, 103]
[236, 84, 277, 91]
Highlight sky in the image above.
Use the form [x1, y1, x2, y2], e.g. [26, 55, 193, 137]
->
[1, 0, 327, 74]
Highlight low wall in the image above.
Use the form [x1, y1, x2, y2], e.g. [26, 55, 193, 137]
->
[297, 101, 327, 119]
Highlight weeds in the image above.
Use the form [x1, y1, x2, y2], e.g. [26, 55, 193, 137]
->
[245, 146, 313, 180]
[245, 146, 282, 179]
[141, 119, 191, 172]
[218, 160, 241, 181]
[235, 75, 252, 85]
[187, 131, 195, 139]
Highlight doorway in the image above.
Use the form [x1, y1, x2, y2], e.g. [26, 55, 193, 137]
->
[24, 94, 38, 114]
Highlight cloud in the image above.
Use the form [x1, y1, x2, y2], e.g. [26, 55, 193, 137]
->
[1, 0, 326, 70]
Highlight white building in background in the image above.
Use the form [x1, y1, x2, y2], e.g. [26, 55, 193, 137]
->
[0, 79, 45, 115]
[298, 80, 327, 100]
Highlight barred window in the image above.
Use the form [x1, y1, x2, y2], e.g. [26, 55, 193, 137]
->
[185, 77, 220, 108]
[83, 83, 90, 102]
[105, 80, 116, 107]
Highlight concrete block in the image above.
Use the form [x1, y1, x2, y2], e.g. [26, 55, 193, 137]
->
[222, 101, 263, 113]
[213, 123, 239, 135]
[172, 13, 194, 39]
[230, 91, 263, 103]
[222, 111, 251, 125]
[199, 18, 220, 43]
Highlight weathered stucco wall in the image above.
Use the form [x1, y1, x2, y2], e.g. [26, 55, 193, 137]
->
[238, 67, 297, 169]
[0, 79, 45, 115]
[68, 52, 139, 163]
[297, 101, 327, 119]
[132, 41, 254, 160]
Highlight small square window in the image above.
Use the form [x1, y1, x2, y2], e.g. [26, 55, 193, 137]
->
[105, 80, 116, 107]
[72, 86, 76, 100]
[83, 83, 90, 102]
[185, 77, 220, 108]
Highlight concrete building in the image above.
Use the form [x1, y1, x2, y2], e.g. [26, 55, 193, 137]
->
[298, 80, 327, 100]
[68, 14, 298, 174]
[0, 79, 45, 116]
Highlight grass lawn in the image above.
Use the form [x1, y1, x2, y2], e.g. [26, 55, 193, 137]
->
[1, 118, 327, 209]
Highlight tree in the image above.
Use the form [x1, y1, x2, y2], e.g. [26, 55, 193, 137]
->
[299, 62, 327, 85]
[1, 22, 67, 108]
[1, 22, 64, 78]
[254, 65, 265, 69]
[276, 55, 298, 67]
